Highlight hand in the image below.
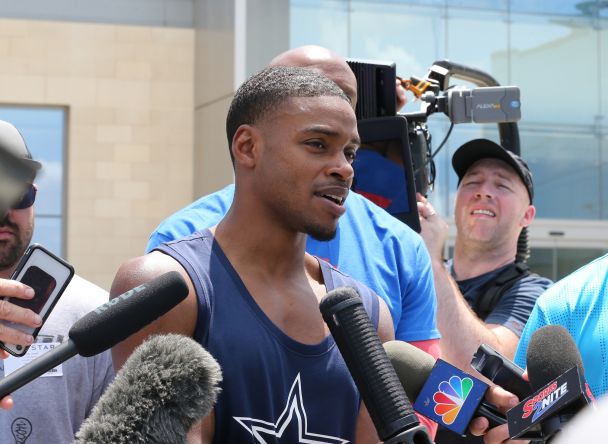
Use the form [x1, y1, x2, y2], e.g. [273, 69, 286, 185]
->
[395, 78, 408, 111]
[0, 278, 42, 346]
[469, 373, 530, 444]
[416, 193, 448, 262]
[0, 349, 14, 410]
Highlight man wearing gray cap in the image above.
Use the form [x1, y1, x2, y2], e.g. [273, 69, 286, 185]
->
[0, 120, 39, 218]
[0, 120, 114, 443]
[417, 139, 552, 372]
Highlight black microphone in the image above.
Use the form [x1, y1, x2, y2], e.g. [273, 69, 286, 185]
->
[384, 340, 511, 437]
[319, 286, 432, 444]
[507, 325, 595, 441]
[74, 333, 222, 444]
[0, 271, 189, 399]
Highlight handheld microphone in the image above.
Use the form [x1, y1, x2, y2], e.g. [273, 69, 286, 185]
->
[319, 287, 432, 444]
[74, 334, 222, 444]
[507, 325, 595, 441]
[0, 271, 189, 399]
[384, 340, 509, 438]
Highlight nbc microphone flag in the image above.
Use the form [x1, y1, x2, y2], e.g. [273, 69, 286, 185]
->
[414, 359, 490, 435]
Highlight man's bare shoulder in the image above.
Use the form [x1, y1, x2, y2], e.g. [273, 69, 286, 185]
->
[110, 251, 198, 370]
[111, 251, 190, 297]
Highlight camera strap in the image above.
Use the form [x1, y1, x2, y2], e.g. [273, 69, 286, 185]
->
[472, 262, 531, 321]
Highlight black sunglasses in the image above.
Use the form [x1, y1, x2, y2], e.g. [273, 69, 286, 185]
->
[11, 184, 37, 210]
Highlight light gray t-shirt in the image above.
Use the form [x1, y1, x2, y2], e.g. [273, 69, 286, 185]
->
[0, 275, 115, 444]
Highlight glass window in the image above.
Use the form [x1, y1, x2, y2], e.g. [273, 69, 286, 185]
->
[290, 0, 350, 54]
[446, 8, 509, 82]
[510, 0, 600, 17]
[510, 14, 600, 126]
[289, 0, 608, 223]
[348, 1, 447, 88]
[0, 107, 66, 257]
[523, 130, 600, 219]
[529, 247, 608, 281]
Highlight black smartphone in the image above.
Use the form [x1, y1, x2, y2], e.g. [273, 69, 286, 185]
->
[0, 244, 74, 357]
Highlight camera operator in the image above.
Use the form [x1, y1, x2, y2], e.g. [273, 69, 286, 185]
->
[417, 140, 552, 443]
[418, 139, 551, 360]
[0, 120, 114, 442]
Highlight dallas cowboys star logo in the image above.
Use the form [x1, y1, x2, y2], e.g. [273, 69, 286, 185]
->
[234, 373, 350, 443]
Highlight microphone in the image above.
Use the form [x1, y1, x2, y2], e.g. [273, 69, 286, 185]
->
[507, 325, 594, 441]
[384, 340, 510, 438]
[0, 271, 189, 399]
[74, 333, 222, 443]
[319, 286, 432, 444]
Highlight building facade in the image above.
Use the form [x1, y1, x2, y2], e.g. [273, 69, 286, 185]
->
[0, 0, 606, 288]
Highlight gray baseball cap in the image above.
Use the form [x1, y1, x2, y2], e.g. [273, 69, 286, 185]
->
[0, 120, 41, 176]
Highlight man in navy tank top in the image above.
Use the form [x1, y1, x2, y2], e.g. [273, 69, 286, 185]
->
[110, 66, 395, 443]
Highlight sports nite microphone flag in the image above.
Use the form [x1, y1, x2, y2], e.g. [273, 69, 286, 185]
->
[507, 366, 595, 439]
[413, 359, 492, 436]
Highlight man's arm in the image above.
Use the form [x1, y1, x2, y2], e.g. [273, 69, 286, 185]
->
[434, 264, 520, 369]
[111, 252, 212, 443]
[110, 251, 198, 370]
[417, 195, 520, 373]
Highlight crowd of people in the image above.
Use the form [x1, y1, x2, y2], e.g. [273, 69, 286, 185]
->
[0, 44, 605, 444]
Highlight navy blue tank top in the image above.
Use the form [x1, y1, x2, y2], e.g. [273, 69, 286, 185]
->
[157, 229, 380, 443]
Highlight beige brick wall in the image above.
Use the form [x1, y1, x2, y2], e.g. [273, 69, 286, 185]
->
[0, 19, 195, 289]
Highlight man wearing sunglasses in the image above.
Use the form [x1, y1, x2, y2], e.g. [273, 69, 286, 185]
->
[0, 120, 115, 444]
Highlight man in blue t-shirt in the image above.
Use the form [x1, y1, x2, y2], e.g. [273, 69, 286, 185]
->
[146, 46, 440, 357]
[417, 139, 552, 374]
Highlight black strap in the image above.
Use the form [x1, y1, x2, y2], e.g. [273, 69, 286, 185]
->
[472, 262, 531, 321]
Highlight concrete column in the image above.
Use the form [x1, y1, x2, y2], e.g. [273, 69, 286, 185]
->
[192, 0, 289, 198]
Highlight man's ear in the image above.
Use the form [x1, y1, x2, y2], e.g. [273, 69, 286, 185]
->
[521, 204, 536, 228]
[231, 124, 260, 169]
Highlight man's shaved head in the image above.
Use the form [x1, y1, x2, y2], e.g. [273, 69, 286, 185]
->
[269, 45, 358, 107]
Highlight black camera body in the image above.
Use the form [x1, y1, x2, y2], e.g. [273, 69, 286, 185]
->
[347, 58, 522, 233]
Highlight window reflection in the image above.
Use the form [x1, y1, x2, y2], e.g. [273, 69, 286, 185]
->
[529, 247, 608, 281]
[289, 0, 608, 223]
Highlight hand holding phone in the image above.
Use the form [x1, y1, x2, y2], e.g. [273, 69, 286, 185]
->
[0, 244, 74, 357]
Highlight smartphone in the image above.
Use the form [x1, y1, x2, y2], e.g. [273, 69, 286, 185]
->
[0, 244, 74, 357]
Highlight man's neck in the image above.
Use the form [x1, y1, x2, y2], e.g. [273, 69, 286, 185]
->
[452, 240, 516, 281]
[213, 211, 310, 280]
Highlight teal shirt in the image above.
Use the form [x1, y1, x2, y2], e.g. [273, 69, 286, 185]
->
[514, 253, 608, 397]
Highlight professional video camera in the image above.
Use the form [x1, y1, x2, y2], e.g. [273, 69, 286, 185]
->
[347, 58, 521, 233]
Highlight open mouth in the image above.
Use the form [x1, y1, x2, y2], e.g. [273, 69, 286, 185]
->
[320, 193, 346, 206]
[471, 209, 495, 217]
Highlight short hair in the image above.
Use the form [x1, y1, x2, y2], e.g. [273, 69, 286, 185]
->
[225, 65, 350, 161]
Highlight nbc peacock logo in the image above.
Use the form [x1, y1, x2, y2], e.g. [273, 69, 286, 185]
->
[432, 376, 474, 425]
